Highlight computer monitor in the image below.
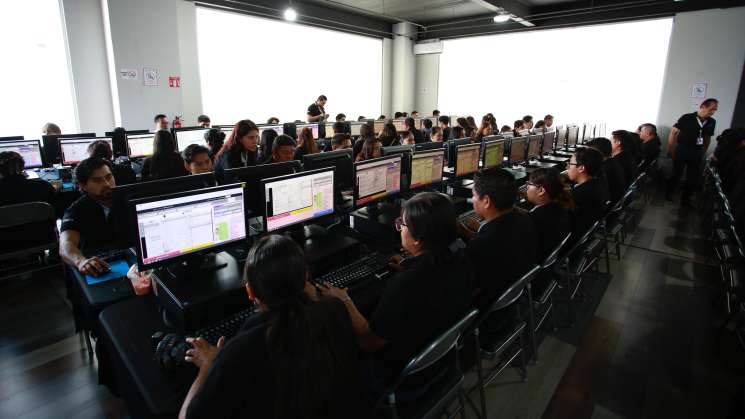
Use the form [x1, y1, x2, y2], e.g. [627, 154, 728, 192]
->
[567, 126, 580, 147]
[258, 124, 284, 140]
[42, 133, 96, 165]
[556, 127, 568, 149]
[445, 138, 472, 168]
[481, 138, 505, 170]
[392, 119, 406, 132]
[453, 143, 480, 178]
[414, 141, 444, 152]
[324, 122, 336, 138]
[59, 137, 113, 165]
[131, 184, 247, 271]
[508, 137, 528, 164]
[127, 133, 155, 158]
[409, 149, 445, 190]
[353, 155, 402, 208]
[174, 127, 210, 152]
[414, 119, 423, 130]
[302, 149, 354, 191]
[295, 123, 319, 140]
[374, 120, 385, 135]
[220, 161, 301, 218]
[381, 144, 413, 156]
[582, 124, 594, 142]
[262, 168, 335, 233]
[0, 139, 44, 169]
[527, 134, 543, 160]
[542, 130, 556, 154]
[0, 136, 24, 142]
[350, 122, 363, 137]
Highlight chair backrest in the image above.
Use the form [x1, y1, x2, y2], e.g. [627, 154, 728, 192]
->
[0, 202, 55, 228]
[483, 265, 540, 317]
[541, 233, 572, 269]
[565, 221, 600, 256]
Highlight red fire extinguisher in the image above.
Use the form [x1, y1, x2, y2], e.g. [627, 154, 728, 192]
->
[173, 115, 182, 129]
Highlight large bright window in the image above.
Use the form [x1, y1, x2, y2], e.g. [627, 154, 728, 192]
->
[197, 8, 383, 125]
[438, 19, 673, 133]
[0, 0, 77, 140]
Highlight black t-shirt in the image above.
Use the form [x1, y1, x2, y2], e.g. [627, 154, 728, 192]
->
[187, 299, 365, 419]
[674, 112, 716, 147]
[0, 174, 56, 207]
[602, 158, 627, 204]
[409, 129, 425, 144]
[60, 194, 120, 253]
[529, 202, 570, 262]
[307, 103, 324, 118]
[369, 250, 473, 385]
[642, 137, 661, 167]
[466, 211, 538, 311]
[570, 178, 609, 241]
[215, 150, 258, 171]
[612, 151, 637, 187]
[141, 153, 189, 181]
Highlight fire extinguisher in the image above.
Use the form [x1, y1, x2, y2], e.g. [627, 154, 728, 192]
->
[173, 115, 182, 129]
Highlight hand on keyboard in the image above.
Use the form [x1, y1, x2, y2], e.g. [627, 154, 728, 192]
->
[388, 254, 405, 272]
[184, 336, 225, 372]
[318, 283, 351, 302]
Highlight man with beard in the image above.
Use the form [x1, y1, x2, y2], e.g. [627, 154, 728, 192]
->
[60, 158, 118, 276]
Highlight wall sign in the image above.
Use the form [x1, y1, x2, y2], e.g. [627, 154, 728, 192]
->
[168, 76, 181, 88]
[143, 67, 158, 86]
[119, 68, 137, 80]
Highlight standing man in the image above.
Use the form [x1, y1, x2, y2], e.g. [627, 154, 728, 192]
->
[307, 95, 328, 123]
[665, 98, 718, 204]
[197, 115, 211, 128]
[154, 114, 169, 132]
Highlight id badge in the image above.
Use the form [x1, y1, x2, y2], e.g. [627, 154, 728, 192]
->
[696, 136, 704, 146]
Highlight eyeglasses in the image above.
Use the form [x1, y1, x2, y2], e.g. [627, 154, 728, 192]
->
[394, 217, 407, 232]
[567, 162, 579, 166]
[526, 181, 537, 187]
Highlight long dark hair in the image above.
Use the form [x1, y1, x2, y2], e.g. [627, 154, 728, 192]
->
[260, 129, 279, 163]
[529, 167, 575, 210]
[378, 123, 397, 145]
[244, 235, 360, 419]
[356, 137, 381, 161]
[215, 119, 258, 162]
[402, 192, 459, 263]
[298, 127, 319, 154]
[150, 130, 182, 171]
[204, 128, 225, 158]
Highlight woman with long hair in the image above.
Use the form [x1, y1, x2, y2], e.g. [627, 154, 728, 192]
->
[294, 127, 319, 160]
[141, 130, 188, 181]
[355, 137, 382, 162]
[179, 235, 365, 419]
[526, 167, 574, 261]
[353, 123, 375, 160]
[377, 122, 398, 147]
[214, 120, 259, 170]
[204, 128, 226, 160]
[475, 115, 493, 142]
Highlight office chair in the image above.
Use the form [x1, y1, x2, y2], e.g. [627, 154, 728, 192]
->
[0, 201, 61, 281]
[555, 221, 601, 326]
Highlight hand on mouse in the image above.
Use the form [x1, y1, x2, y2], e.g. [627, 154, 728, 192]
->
[185, 336, 224, 372]
[77, 256, 110, 276]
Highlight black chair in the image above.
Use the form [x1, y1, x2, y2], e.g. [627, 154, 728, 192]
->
[556, 221, 601, 326]
[374, 308, 479, 419]
[468, 265, 539, 418]
[526, 233, 572, 363]
[0, 201, 61, 280]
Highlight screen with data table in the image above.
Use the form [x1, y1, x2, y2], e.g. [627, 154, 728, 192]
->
[60, 138, 113, 165]
[354, 155, 401, 207]
[128, 134, 155, 158]
[175, 128, 210, 152]
[482, 139, 505, 170]
[455, 143, 480, 177]
[0, 140, 44, 168]
[263, 168, 335, 232]
[410, 150, 445, 189]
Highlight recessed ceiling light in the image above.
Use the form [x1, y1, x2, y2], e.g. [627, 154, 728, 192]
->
[284, 7, 297, 21]
[493, 13, 510, 23]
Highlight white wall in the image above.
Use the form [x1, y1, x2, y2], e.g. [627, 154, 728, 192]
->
[656, 7, 745, 152]
[391, 22, 416, 114]
[176, 1, 203, 125]
[381, 38, 394, 118]
[415, 53, 439, 115]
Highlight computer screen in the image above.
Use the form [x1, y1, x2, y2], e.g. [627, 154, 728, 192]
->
[542, 131, 556, 154]
[582, 124, 594, 142]
[508, 137, 527, 164]
[350, 123, 363, 137]
[374, 120, 385, 135]
[481, 139, 505, 170]
[556, 127, 568, 148]
[324, 122, 336, 138]
[263, 168, 335, 233]
[567, 126, 579, 147]
[174, 127, 210, 152]
[133, 184, 246, 268]
[302, 149, 354, 190]
[527, 135, 543, 159]
[296, 124, 319, 140]
[60, 137, 113, 165]
[354, 155, 402, 207]
[0, 140, 44, 168]
[220, 161, 300, 218]
[445, 138, 472, 168]
[414, 142, 444, 152]
[410, 149, 445, 189]
[454, 143, 480, 177]
[41, 133, 97, 165]
[392, 119, 406, 132]
[127, 133, 155, 158]
[414, 119, 422, 130]
[258, 124, 284, 140]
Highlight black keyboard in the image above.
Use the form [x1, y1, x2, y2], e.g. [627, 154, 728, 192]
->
[193, 308, 256, 345]
[313, 252, 391, 291]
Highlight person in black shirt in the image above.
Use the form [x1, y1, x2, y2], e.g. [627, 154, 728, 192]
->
[321, 192, 473, 395]
[204, 128, 225, 160]
[214, 120, 260, 170]
[307, 95, 328, 123]
[526, 168, 572, 262]
[268, 134, 297, 163]
[87, 140, 136, 185]
[294, 126, 319, 161]
[59, 158, 118, 276]
[567, 148, 609, 241]
[141, 131, 189, 181]
[638, 123, 661, 171]
[154, 114, 169, 132]
[459, 168, 538, 310]
[610, 130, 638, 187]
[0, 151, 58, 207]
[665, 98, 718, 204]
[181, 235, 364, 419]
[451, 126, 465, 139]
[182, 144, 214, 175]
[196, 114, 211, 128]
[404, 117, 424, 144]
[587, 137, 625, 204]
[438, 115, 452, 140]
[523, 115, 534, 131]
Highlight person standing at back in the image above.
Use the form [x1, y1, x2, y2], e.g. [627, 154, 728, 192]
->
[665, 98, 718, 205]
[141, 131, 189, 181]
[154, 114, 170, 132]
[197, 115, 211, 128]
[307, 95, 329, 123]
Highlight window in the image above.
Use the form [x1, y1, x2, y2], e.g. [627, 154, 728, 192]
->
[438, 19, 673, 133]
[196, 7, 383, 125]
[0, 0, 77, 140]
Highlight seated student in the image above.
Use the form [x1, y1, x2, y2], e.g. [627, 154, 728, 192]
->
[486, 113, 498, 134]
[401, 112, 409, 118]
[353, 124, 375, 159]
[141, 131, 189, 181]
[534, 120, 546, 132]
[355, 137, 382, 162]
[180, 235, 364, 419]
[638, 123, 661, 170]
[267, 135, 296, 163]
[258, 129, 279, 164]
[377, 115, 386, 120]
[321, 192, 473, 396]
[0, 151, 57, 207]
[377, 123, 398, 147]
[87, 140, 136, 185]
[466, 116, 478, 138]
[586, 137, 625, 204]
[400, 132, 416, 146]
[214, 120, 260, 170]
[394, 112, 403, 119]
[421, 118, 433, 140]
[59, 158, 118, 276]
[182, 144, 214, 175]
[544, 114, 554, 129]
[451, 126, 466, 139]
[404, 117, 424, 143]
[266, 116, 280, 125]
[294, 127, 319, 161]
[439, 115, 452, 140]
[335, 113, 346, 122]
[332, 134, 352, 151]
[430, 126, 444, 142]
[526, 168, 572, 261]
[432, 109, 441, 118]
[475, 116, 492, 142]
[513, 120, 525, 136]
[357, 116, 366, 121]
[204, 128, 225, 160]
[411, 110, 419, 118]
[154, 114, 169, 132]
[610, 130, 638, 187]
[197, 114, 211, 128]
[567, 148, 609, 240]
[500, 125, 513, 134]
[42, 122, 62, 136]
[523, 115, 534, 131]
[460, 168, 538, 310]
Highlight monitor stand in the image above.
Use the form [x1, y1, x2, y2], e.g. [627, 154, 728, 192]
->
[167, 252, 229, 279]
[357, 200, 399, 217]
[286, 224, 329, 245]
